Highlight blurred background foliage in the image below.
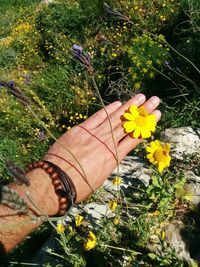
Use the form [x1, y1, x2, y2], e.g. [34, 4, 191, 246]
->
[0, 0, 199, 266]
[0, 0, 199, 178]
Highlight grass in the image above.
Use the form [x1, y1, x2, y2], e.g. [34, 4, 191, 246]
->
[0, 0, 200, 266]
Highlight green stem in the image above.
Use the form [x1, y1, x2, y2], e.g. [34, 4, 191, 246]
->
[101, 244, 142, 255]
[91, 76, 121, 204]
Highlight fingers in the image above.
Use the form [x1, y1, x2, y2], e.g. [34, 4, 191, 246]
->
[81, 101, 122, 129]
[141, 96, 160, 112]
[97, 94, 146, 131]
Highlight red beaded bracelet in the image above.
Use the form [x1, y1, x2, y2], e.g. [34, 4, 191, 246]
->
[26, 160, 77, 216]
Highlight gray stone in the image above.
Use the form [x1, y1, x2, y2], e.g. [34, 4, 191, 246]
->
[184, 171, 200, 205]
[41, 0, 55, 4]
[161, 127, 200, 160]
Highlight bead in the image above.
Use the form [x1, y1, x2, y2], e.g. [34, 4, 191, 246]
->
[27, 163, 33, 170]
[59, 203, 68, 210]
[42, 163, 49, 170]
[46, 167, 54, 174]
[52, 179, 61, 186]
[59, 197, 67, 204]
[25, 167, 30, 172]
[33, 161, 38, 168]
[37, 161, 44, 167]
[50, 172, 58, 180]
[54, 184, 63, 192]
[58, 209, 66, 216]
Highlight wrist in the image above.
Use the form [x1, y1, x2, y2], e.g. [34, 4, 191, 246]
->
[24, 168, 59, 216]
[43, 154, 92, 203]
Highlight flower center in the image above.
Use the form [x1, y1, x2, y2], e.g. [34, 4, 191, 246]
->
[134, 115, 147, 127]
[153, 149, 168, 162]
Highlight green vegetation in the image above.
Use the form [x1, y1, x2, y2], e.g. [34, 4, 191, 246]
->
[0, 0, 199, 266]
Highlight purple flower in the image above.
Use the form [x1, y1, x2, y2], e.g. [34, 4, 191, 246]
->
[38, 130, 46, 140]
[71, 44, 93, 74]
[72, 44, 83, 55]
[9, 80, 15, 87]
[164, 61, 170, 68]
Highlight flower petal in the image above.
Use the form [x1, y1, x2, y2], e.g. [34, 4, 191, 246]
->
[123, 121, 136, 133]
[141, 127, 151, 138]
[129, 105, 139, 116]
[133, 127, 141, 138]
[123, 112, 136, 121]
[158, 162, 166, 173]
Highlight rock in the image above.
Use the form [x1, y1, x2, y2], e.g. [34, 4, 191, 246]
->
[41, 0, 55, 5]
[163, 221, 200, 264]
[163, 221, 191, 262]
[161, 127, 200, 160]
[184, 171, 200, 205]
[104, 156, 151, 189]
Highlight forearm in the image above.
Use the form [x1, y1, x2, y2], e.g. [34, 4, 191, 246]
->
[0, 168, 59, 253]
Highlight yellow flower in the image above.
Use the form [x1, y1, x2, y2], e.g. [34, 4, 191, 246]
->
[75, 214, 84, 227]
[112, 53, 117, 57]
[149, 72, 155, 78]
[123, 105, 157, 138]
[84, 231, 96, 251]
[108, 201, 118, 211]
[113, 217, 120, 225]
[160, 15, 166, 21]
[134, 82, 141, 90]
[146, 140, 171, 173]
[56, 223, 65, 234]
[161, 230, 165, 240]
[132, 73, 137, 79]
[112, 176, 122, 186]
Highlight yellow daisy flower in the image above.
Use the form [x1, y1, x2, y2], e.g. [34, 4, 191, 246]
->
[123, 105, 157, 138]
[84, 231, 96, 251]
[113, 217, 120, 225]
[108, 201, 118, 211]
[112, 176, 122, 186]
[75, 214, 84, 227]
[56, 223, 65, 234]
[146, 140, 171, 173]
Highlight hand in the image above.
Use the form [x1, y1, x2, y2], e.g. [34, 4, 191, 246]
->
[44, 94, 161, 202]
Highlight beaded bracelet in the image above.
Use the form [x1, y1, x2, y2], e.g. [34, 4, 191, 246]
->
[26, 160, 77, 216]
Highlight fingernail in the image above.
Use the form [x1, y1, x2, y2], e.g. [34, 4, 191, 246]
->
[137, 94, 146, 102]
[151, 96, 160, 105]
[115, 101, 122, 107]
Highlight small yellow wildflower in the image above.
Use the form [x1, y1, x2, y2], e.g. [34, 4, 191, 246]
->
[75, 214, 84, 227]
[146, 140, 171, 173]
[56, 223, 65, 234]
[112, 53, 117, 57]
[134, 82, 141, 90]
[84, 231, 96, 251]
[112, 176, 122, 186]
[146, 60, 152, 66]
[149, 72, 155, 79]
[123, 105, 157, 139]
[108, 201, 118, 211]
[142, 68, 148, 73]
[160, 15, 166, 21]
[161, 230, 165, 240]
[113, 217, 120, 225]
[132, 73, 137, 79]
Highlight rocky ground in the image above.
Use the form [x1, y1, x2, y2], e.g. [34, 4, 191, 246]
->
[34, 127, 200, 265]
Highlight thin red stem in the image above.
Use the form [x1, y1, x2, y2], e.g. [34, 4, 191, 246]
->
[46, 152, 85, 179]
[78, 125, 117, 161]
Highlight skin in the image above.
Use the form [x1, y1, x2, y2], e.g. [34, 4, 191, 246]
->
[0, 94, 161, 254]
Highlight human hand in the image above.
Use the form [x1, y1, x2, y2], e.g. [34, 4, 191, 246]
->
[44, 94, 161, 202]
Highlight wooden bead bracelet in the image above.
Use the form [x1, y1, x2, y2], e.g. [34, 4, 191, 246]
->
[26, 160, 77, 216]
